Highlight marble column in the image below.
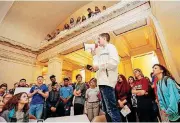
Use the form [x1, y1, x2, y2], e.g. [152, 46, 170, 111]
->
[47, 56, 63, 84]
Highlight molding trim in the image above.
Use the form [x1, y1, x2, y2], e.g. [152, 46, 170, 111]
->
[0, 44, 37, 65]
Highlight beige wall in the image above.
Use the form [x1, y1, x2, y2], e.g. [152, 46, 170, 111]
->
[0, 58, 42, 89]
[131, 52, 159, 79]
[151, 1, 180, 78]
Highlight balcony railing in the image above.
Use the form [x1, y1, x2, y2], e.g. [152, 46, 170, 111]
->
[39, 0, 148, 52]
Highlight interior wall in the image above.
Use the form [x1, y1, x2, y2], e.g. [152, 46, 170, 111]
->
[151, 1, 180, 77]
[131, 52, 159, 79]
[0, 59, 40, 89]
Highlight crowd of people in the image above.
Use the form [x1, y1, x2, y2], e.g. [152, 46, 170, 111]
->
[45, 6, 106, 41]
[0, 63, 179, 122]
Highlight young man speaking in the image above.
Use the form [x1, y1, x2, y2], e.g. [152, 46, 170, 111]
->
[90, 33, 121, 122]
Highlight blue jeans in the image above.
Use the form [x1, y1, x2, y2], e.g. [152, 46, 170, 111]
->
[30, 104, 44, 119]
[99, 85, 121, 122]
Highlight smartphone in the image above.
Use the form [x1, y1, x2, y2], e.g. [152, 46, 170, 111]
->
[86, 64, 93, 71]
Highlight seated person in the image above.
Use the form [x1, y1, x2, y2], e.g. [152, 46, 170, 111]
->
[1, 92, 29, 122]
[87, 8, 94, 18]
[59, 78, 73, 116]
[45, 34, 52, 41]
[64, 23, 70, 30]
[76, 16, 81, 25]
[3, 93, 12, 104]
[102, 6, 106, 10]
[82, 15, 86, 22]
[94, 6, 101, 14]
[69, 18, 75, 28]
[0, 84, 7, 97]
[46, 83, 60, 117]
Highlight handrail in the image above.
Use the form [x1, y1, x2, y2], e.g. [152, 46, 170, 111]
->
[39, 0, 148, 50]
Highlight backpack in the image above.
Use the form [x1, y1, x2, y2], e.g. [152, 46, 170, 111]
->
[164, 76, 180, 93]
[161, 76, 180, 114]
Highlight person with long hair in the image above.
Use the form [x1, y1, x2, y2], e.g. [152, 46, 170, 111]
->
[153, 64, 180, 122]
[85, 78, 100, 121]
[115, 74, 134, 122]
[1, 92, 29, 122]
[132, 68, 154, 122]
[128, 76, 138, 122]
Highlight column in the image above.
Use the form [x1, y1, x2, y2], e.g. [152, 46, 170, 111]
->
[47, 56, 63, 84]
[33, 62, 43, 83]
[121, 57, 133, 78]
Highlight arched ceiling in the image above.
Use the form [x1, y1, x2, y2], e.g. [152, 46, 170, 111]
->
[0, 1, 90, 48]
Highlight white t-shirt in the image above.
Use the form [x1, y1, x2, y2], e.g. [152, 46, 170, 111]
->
[85, 87, 99, 103]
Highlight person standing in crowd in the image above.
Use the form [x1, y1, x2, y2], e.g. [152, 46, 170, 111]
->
[0, 84, 7, 97]
[132, 68, 154, 122]
[151, 72, 164, 122]
[76, 16, 81, 25]
[85, 78, 100, 121]
[46, 83, 60, 118]
[82, 15, 86, 22]
[59, 78, 73, 116]
[103, 6, 106, 10]
[94, 6, 101, 15]
[48, 75, 59, 91]
[73, 74, 86, 115]
[0, 97, 4, 115]
[115, 74, 134, 122]
[153, 64, 180, 122]
[9, 83, 18, 95]
[64, 23, 70, 30]
[29, 76, 49, 119]
[87, 8, 94, 18]
[1, 92, 29, 122]
[3, 93, 12, 104]
[128, 76, 138, 122]
[18, 79, 27, 87]
[69, 18, 75, 28]
[145, 76, 159, 122]
[90, 33, 121, 122]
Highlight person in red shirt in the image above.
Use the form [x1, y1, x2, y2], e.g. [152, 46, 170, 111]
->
[132, 68, 154, 122]
[115, 74, 134, 122]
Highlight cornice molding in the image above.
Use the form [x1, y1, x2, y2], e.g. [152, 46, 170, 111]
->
[0, 36, 38, 54]
[37, 2, 151, 61]
[0, 44, 37, 65]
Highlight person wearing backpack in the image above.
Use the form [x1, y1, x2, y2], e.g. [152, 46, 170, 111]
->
[153, 64, 180, 122]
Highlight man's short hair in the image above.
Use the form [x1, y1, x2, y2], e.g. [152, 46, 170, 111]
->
[37, 76, 43, 80]
[20, 78, 26, 82]
[0, 84, 7, 89]
[51, 82, 57, 87]
[63, 78, 69, 82]
[76, 74, 82, 79]
[99, 33, 110, 42]
[87, 8, 91, 11]
[50, 75, 56, 79]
